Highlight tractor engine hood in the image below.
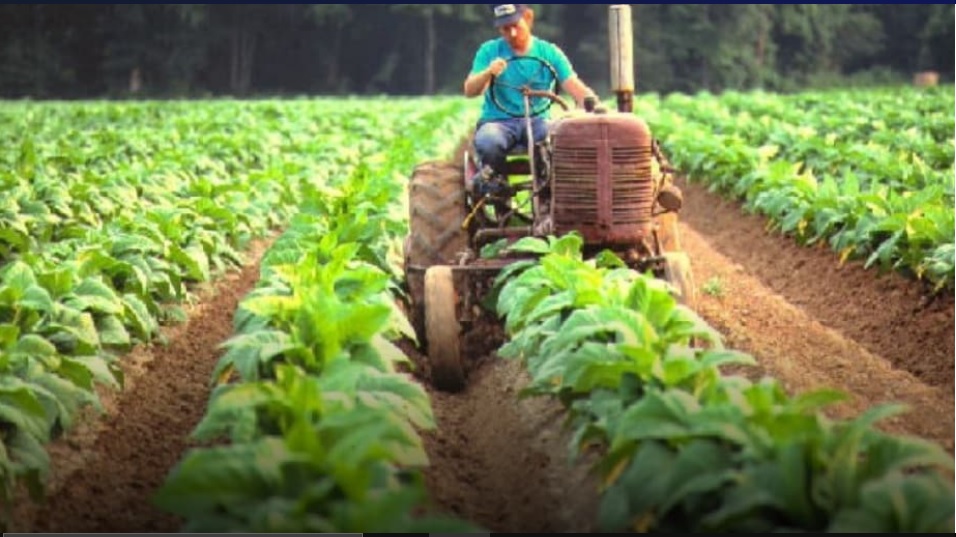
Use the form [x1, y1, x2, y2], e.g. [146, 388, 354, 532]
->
[548, 113, 656, 245]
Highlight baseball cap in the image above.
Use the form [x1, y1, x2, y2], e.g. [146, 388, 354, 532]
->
[491, 4, 527, 27]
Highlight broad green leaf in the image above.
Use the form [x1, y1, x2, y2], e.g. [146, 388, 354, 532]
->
[660, 350, 705, 387]
[172, 243, 210, 282]
[0, 323, 19, 348]
[0, 227, 30, 253]
[153, 438, 295, 516]
[698, 348, 757, 370]
[68, 355, 121, 389]
[213, 329, 296, 383]
[323, 407, 428, 469]
[542, 307, 658, 358]
[658, 439, 735, 517]
[44, 305, 100, 355]
[8, 431, 50, 501]
[505, 236, 551, 254]
[828, 473, 955, 533]
[1, 261, 36, 293]
[73, 277, 124, 315]
[599, 440, 676, 532]
[20, 372, 93, 432]
[0, 383, 50, 440]
[354, 370, 434, 431]
[20, 285, 54, 314]
[788, 387, 849, 413]
[563, 345, 639, 393]
[192, 383, 281, 442]
[13, 334, 58, 359]
[524, 292, 574, 326]
[56, 357, 96, 391]
[825, 403, 910, 507]
[612, 389, 699, 447]
[77, 246, 118, 278]
[122, 294, 158, 341]
[95, 314, 131, 348]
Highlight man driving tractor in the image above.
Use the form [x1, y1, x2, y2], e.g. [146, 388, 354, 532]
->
[462, 4, 598, 198]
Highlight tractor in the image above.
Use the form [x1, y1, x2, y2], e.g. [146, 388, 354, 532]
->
[402, 5, 697, 392]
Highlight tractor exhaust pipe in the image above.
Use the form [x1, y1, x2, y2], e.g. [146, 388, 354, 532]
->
[609, 5, 634, 113]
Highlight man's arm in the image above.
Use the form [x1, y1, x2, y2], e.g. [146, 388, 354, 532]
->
[464, 58, 507, 97]
[546, 43, 596, 108]
[561, 75, 597, 108]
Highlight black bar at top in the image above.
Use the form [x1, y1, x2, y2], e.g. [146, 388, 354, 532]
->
[4, 533, 487, 537]
[4, 534, 365, 537]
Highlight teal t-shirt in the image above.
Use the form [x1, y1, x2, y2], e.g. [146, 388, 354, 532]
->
[470, 37, 576, 122]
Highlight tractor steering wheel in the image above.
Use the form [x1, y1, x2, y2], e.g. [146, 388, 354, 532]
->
[488, 56, 569, 118]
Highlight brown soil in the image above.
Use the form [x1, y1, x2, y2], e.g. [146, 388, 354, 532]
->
[678, 177, 955, 390]
[9, 238, 272, 533]
[676, 177, 954, 452]
[8, 168, 954, 533]
[403, 337, 601, 533]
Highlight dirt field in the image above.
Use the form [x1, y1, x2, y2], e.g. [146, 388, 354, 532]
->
[8, 177, 954, 533]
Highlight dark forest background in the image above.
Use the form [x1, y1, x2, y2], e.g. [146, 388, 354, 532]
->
[0, 4, 952, 99]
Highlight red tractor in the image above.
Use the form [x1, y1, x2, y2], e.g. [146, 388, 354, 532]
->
[402, 5, 696, 392]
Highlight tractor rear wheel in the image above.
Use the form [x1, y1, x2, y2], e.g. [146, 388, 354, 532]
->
[424, 265, 466, 392]
[662, 252, 698, 312]
[405, 160, 469, 267]
[404, 160, 469, 347]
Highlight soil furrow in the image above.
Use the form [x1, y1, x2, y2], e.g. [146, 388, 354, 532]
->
[11, 239, 270, 532]
[679, 220, 954, 453]
[415, 354, 601, 533]
[677, 177, 955, 389]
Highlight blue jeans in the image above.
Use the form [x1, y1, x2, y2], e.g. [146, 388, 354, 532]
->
[473, 117, 549, 175]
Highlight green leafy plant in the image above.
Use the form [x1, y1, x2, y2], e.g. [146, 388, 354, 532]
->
[489, 231, 954, 533]
[155, 97, 480, 533]
[634, 86, 955, 291]
[701, 276, 724, 297]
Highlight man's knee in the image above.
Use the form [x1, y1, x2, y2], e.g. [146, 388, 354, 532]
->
[473, 122, 511, 160]
[533, 119, 550, 143]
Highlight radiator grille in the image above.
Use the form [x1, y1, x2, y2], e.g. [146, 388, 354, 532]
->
[553, 147, 599, 224]
[552, 145, 654, 227]
[611, 146, 655, 225]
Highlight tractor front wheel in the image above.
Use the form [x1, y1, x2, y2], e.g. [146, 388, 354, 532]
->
[424, 265, 466, 392]
[662, 252, 698, 312]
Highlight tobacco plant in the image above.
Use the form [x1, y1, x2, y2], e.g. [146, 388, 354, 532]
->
[491, 233, 954, 532]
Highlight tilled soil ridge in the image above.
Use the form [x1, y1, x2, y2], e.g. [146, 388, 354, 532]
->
[678, 177, 955, 390]
[675, 178, 954, 453]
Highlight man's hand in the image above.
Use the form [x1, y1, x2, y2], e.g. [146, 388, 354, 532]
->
[464, 58, 508, 97]
[561, 76, 599, 109]
[488, 58, 507, 77]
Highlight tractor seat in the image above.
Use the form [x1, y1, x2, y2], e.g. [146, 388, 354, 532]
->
[508, 144, 530, 155]
[503, 156, 532, 176]
[502, 145, 536, 176]
[465, 144, 536, 180]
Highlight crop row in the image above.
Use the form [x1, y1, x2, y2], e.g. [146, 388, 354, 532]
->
[489, 234, 954, 532]
[153, 98, 481, 531]
[0, 97, 472, 529]
[633, 85, 955, 291]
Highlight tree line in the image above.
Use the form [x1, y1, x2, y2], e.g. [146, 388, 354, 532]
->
[0, 4, 951, 99]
